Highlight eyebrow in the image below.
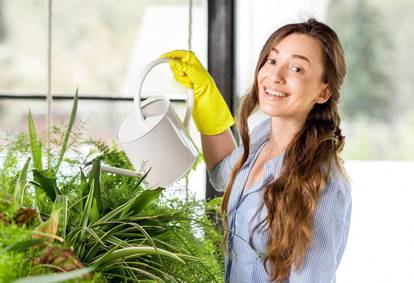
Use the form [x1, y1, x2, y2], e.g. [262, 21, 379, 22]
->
[271, 48, 311, 64]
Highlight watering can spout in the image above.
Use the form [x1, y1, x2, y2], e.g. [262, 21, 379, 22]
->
[83, 164, 141, 178]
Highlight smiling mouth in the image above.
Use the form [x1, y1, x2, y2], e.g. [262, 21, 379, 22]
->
[264, 87, 289, 97]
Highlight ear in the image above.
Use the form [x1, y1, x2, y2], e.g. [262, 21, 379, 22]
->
[315, 85, 331, 104]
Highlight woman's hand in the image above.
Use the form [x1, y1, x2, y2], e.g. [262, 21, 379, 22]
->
[160, 50, 235, 135]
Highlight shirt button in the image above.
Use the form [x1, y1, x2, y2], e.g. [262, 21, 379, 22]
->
[256, 251, 265, 261]
[229, 249, 237, 260]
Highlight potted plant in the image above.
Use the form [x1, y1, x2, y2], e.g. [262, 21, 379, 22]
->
[0, 90, 224, 282]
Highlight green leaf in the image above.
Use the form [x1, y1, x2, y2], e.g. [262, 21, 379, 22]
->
[53, 195, 68, 238]
[131, 168, 151, 190]
[12, 267, 94, 283]
[122, 259, 178, 282]
[79, 179, 95, 239]
[28, 110, 42, 171]
[93, 197, 133, 225]
[83, 225, 130, 262]
[79, 170, 89, 207]
[14, 157, 31, 205]
[90, 198, 101, 224]
[32, 169, 60, 202]
[5, 238, 46, 252]
[121, 187, 164, 217]
[55, 88, 78, 173]
[88, 158, 103, 219]
[93, 246, 185, 267]
[109, 264, 166, 282]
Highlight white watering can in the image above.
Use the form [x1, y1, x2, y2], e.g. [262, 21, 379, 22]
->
[92, 58, 199, 187]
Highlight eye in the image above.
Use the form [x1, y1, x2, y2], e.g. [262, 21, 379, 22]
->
[266, 58, 276, 65]
[290, 66, 303, 73]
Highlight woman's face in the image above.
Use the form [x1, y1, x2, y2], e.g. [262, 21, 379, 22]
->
[257, 33, 331, 123]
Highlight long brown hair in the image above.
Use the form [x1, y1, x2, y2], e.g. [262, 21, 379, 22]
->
[221, 19, 347, 282]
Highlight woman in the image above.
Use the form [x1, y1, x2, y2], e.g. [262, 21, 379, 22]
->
[161, 18, 351, 283]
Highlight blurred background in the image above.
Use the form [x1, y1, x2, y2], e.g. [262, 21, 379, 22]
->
[0, 0, 413, 282]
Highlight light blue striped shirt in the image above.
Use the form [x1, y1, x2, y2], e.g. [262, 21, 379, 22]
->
[208, 118, 352, 283]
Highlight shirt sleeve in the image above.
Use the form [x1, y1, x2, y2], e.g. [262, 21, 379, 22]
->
[207, 145, 244, 192]
[288, 177, 352, 283]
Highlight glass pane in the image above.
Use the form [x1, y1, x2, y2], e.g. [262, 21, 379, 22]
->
[0, 0, 47, 94]
[0, 0, 207, 98]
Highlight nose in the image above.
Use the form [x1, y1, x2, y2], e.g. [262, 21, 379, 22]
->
[269, 65, 285, 84]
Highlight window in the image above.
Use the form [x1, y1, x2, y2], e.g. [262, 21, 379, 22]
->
[0, 0, 208, 199]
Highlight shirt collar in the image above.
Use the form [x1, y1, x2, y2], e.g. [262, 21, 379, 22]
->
[248, 118, 272, 155]
[248, 117, 285, 179]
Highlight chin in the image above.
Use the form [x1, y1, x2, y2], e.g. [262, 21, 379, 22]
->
[258, 102, 282, 117]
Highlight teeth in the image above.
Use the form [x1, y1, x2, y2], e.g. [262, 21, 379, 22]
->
[265, 88, 288, 97]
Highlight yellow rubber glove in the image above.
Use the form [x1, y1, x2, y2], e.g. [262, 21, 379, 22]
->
[160, 50, 235, 135]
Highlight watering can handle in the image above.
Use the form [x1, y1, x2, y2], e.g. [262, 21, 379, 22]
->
[133, 58, 194, 129]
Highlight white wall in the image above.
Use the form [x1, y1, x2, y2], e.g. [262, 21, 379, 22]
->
[338, 161, 414, 283]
